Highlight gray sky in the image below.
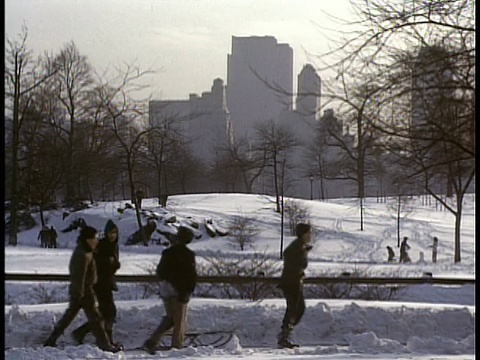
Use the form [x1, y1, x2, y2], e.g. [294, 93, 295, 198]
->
[5, 0, 357, 101]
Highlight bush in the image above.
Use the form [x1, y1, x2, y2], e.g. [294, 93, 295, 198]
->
[305, 267, 404, 301]
[228, 215, 260, 251]
[196, 250, 282, 301]
[30, 283, 68, 304]
[134, 261, 163, 299]
[284, 200, 310, 236]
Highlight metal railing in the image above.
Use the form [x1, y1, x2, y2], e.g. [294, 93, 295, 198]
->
[4, 273, 475, 285]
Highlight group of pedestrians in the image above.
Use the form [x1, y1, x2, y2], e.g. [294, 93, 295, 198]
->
[43, 220, 123, 353]
[386, 236, 439, 263]
[38, 226, 58, 248]
[41, 220, 313, 353]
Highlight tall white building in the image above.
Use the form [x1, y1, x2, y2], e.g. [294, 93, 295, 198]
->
[226, 36, 293, 141]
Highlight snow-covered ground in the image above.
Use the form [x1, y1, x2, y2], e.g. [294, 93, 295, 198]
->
[5, 193, 475, 359]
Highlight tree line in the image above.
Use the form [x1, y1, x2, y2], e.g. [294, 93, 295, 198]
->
[5, 0, 474, 264]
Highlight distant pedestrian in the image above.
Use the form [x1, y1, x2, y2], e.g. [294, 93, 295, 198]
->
[49, 226, 58, 248]
[386, 246, 396, 262]
[38, 226, 50, 248]
[43, 226, 122, 353]
[429, 236, 439, 263]
[417, 251, 426, 264]
[399, 236, 411, 263]
[72, 220, 122, 348]
[277, 223, 313, 349]
[142, 226, 197, 355]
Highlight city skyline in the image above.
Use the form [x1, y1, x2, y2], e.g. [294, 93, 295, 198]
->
[5, 0, 357, 101]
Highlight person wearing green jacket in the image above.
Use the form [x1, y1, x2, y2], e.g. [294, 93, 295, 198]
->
[43, 226, 122, 353]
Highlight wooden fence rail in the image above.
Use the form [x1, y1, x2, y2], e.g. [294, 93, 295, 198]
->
[4, 273, 475, 285]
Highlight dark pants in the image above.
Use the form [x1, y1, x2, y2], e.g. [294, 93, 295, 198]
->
[73, 287, 117, 343]
[280, 283, 305, 331]
[45, 289, 110, 348]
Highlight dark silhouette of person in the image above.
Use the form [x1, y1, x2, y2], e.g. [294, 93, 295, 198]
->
[43, 226, 122, 353]
[386, 245, 396, 262]
[277, 223, 313, 348]
[399, 236, 411, 263]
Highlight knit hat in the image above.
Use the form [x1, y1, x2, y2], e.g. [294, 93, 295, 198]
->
[104, 219, 118, 234]
[176, 226, 194, 244]
[295, 223, 311, 238]
[79, 226, 98, 241]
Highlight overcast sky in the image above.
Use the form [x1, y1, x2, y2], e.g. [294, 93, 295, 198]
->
[6, 0, 357, 100]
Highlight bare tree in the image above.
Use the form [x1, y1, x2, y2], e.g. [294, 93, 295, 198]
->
[315, 0, 474, 261]
[50, 41, 95, 206]
[97, 62, 157, 246]
[254, 119, 298, 213]
[218, 136, 268, 193]
[5, 26, 57, 245]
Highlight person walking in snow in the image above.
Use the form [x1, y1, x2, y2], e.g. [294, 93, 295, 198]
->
[386, 245, 396, 262]
[429, 236, 439, 263]
[72, 220, 122, 349]
[43, 226, 122, 353]
[142, 226, 197, 355]
[399, 236, 411, 263]
[277, 223, 313, 349]
[49, 226, 58, 248]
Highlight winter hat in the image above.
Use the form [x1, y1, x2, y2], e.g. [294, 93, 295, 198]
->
[79, 226, 98, 242]
[295, 223, 311, 238]
[176, 226, 194, 244]
[104, 219, 118, 234]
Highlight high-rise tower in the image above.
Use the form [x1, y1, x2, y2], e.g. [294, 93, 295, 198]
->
[296, 64, 321, 122]
[226, 36, 293, 141]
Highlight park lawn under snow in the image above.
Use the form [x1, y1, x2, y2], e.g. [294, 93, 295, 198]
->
[4, 193, 476, 359]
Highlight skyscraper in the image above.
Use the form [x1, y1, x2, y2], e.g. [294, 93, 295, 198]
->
[296, 64, 321, 122]
[226, 36, 293, 141]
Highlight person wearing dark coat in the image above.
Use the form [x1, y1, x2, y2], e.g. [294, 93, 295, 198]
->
[399, 236, 411, 263]
[43, 226, 121, 353]
[277, 223, 313, 349]
[50, 226, 58, 248]
[143, 226, 197, 355]
[386, 246, 396, 262]
[72, 220, 122, 348]
[428, 236, 439, 263]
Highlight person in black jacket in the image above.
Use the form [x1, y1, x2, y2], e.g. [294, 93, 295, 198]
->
[72, 220, 122, 348]
[277, 223, 313, 349]
[143, 226, 197, 354]
[386, 245, 396, 262]
[399, 236, 411, 263]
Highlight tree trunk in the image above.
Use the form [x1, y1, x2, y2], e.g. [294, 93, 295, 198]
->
[454, 200, 462, 263]
[397, 196, 401, 248]
[8, 66, 21, 246]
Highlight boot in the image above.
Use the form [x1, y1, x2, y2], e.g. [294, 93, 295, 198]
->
[72, 323, 89, 344]
[98, 343, 123, 353]
[43, 328, 62, 347]
[277, 325, 299, 349]
[105, 320, 123, 349]
[142, 339, 157, 355]
[43, 336, 58, 348]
